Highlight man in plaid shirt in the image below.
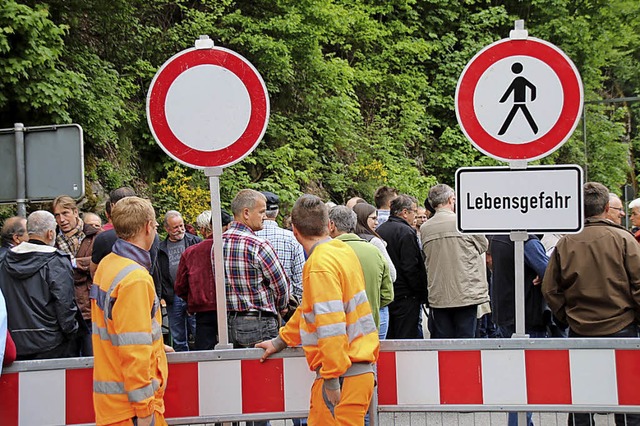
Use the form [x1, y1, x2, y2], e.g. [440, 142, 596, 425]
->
[256, 191, 305, 299]
[224, 189, 290, 353]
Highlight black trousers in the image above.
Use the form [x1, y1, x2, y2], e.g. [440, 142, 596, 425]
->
[195, 310, 218, 350]
[387, 296, 422, 339]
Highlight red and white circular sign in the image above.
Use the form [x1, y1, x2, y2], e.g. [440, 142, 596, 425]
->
[147, 46, 269, 168]
[455, 37, 583, 162]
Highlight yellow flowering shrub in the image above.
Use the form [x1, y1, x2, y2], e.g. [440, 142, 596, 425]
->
[153, 165, 210, 228]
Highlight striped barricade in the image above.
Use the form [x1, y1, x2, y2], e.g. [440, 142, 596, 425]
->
[1, 339, 640, 425]
[377, 339, 640, 414]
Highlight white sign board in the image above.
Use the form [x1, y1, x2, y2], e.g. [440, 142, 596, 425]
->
[456, 165, 583, 234]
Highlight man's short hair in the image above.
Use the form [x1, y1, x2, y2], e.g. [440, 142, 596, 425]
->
[82, 212, 102, 225]
[374, 186, 398, 209]
[584, 182, 609, 218]
[52, 195, 77, 212]
[390, 194, 417, 216]
[428, 184, 454, 209]
[106, 187, 136, 216]
[291, 194, 329, 237]
[27, 211, 57, 237]
[163, 210, 182, 227]
[329, 205, 357, 233]
[1, 216, 27, 247]
[231, 189, 265, 216]
[111, 197, 156, 240]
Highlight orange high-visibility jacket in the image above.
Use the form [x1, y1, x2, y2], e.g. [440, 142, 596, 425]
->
[279, 239, 380, 381]
[91, 252, 168, 425]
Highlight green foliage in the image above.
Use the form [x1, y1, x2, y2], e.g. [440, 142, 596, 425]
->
[1, 0, 639, 210]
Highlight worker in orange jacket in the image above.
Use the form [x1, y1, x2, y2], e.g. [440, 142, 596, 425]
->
[257, 195, 380, 425]
[91, 197, 172, 426]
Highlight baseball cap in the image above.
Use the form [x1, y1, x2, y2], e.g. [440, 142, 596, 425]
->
[261, 191, 280, 211]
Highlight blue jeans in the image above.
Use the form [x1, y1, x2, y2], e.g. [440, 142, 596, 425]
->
[227, 313, 279, 348]
[168, 295, 196, 352]
[378, 306, 389, 340]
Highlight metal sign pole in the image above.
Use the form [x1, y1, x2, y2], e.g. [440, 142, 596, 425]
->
[509, 159, 529, 426]
[14, 123, 27, 217]
[205, 167, 233, 349]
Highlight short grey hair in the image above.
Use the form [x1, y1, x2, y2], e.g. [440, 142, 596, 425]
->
[390, 194, 417, 216]
[329, 206, 357, 233]
[609, 193, 621, 203]
[27, 210, 57, 237]
[163, 210, 182, 227]
[196, 210, 212, 232]
[231, 189, 266, 216]
[429, 184, 455, 209]
[629, 198, 640, 210]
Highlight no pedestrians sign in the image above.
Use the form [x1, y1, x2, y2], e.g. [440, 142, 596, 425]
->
[455, 37, 583, 162]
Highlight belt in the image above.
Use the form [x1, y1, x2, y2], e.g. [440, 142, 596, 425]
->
[229, 310, 277, 318]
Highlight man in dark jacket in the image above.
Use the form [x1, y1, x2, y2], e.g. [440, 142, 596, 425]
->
[175, 209, 232, 350]
[0, 210, 79, 359]
[156, 210, 201, 351]
[489, 234, 550, 338]
[377, 194, 428, 339]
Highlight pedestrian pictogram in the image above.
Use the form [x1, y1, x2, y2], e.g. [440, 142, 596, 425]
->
[146, 38, 269, 169]
[455, 37, 583, 162]
[498, 62, 538, 135]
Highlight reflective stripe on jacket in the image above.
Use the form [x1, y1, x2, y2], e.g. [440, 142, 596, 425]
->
[91, 253, 168, 425]
[279, 239, 379, 380]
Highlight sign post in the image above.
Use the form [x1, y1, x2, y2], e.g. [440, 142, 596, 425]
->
[455, 24, 584, 425]
[455, 19, 584, 328]
[147, 35, 270, 349]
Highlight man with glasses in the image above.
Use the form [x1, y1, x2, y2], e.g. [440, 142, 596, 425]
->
[606, 193, 626, 226]
[377, 195, 428, 339]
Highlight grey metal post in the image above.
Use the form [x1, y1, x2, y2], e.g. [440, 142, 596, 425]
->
[509, 157, 529, 426]
[205, 167, 233, 350]
[14, 123, 27, 217]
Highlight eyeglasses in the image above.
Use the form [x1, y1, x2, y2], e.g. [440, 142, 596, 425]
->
[416, 215, 427, 219]
[368, 215, 378, 220]
[610, 207, 624, 212]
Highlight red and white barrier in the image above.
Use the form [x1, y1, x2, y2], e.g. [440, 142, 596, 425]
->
[2, 344, 640, 425]
[377, 349, 640, 408]
[0, 354, 315, 426]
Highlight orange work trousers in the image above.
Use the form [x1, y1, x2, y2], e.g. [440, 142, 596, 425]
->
[308, 372, 374, 425]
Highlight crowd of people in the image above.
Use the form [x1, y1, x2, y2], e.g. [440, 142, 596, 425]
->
[0, 181, 639, 426]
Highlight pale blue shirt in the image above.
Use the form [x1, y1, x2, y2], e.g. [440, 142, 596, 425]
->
[256, 220, 305, 298]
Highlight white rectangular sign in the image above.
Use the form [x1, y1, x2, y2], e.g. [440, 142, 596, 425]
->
[455, 165, 584, 234]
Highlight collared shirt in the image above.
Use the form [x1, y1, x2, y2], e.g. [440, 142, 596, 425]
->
[256, 220, 305, 298]
[376, 209, 391, 228]
[223, 221, 290, 314]
[111, 239, 152, 271]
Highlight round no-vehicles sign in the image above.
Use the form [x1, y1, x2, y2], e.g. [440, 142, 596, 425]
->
[147, 45, 269, 169]
[455, 37, 583, 162]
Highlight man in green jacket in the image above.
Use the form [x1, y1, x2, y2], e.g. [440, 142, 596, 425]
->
[328, 205, 393, 329]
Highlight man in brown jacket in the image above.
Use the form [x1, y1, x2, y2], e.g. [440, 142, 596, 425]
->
[542, 182, 640, 426]
[53, 195, 101, 356]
